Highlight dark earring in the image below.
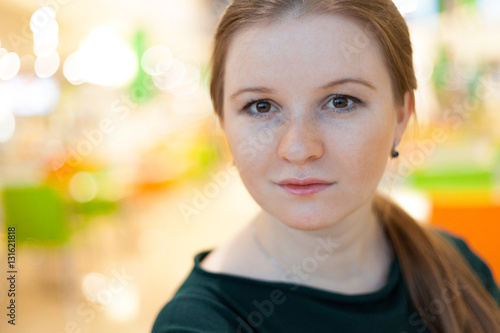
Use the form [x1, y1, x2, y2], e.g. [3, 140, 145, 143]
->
[391, 143, 399, 159]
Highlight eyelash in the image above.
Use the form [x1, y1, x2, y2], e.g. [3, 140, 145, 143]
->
[240, 94, 364, 118]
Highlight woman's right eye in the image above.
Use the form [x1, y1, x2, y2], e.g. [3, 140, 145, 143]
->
[240, 99, 277, 118]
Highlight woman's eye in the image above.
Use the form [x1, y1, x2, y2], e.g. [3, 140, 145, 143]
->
[325, 95, 358, 112]
[332, 97, 351, 108]
[255, 101, 272, 113]
[241, 99, 277, 118]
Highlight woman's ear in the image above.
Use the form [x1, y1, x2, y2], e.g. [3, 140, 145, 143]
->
[394, 91, 414, 143]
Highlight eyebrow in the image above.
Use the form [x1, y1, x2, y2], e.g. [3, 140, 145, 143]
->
[229, 78, 376, 100]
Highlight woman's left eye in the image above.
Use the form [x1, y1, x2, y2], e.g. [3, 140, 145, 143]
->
[324, 95, 361, 113]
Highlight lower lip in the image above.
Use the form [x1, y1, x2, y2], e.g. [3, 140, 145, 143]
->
[278, 183, 333, 196]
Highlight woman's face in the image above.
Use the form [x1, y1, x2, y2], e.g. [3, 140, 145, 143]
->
[221, 14, 411, 231]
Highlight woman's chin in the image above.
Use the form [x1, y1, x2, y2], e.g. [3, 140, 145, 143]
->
[273, 213, 340, 232]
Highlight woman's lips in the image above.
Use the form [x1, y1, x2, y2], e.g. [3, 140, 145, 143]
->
[278, 183, 333, 196]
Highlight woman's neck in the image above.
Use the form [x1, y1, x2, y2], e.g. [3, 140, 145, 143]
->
[253, 199, 395, 294]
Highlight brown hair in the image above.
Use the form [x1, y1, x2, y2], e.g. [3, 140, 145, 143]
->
[208, 1, 500, 332]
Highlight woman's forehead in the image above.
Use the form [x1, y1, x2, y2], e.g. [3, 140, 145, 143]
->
[224, 14, 390, 97]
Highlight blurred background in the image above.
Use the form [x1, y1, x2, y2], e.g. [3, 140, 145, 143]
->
[0, 0, 499, 332]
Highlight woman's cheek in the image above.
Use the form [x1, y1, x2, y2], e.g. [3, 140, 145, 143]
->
[232, 123, 277, 164]
[345, 119, 390, 182]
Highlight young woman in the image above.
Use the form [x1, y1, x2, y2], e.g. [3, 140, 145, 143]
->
[152, 0, 500, 332]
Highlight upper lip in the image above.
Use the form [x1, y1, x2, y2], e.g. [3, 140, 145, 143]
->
[277, 178, 333, 186]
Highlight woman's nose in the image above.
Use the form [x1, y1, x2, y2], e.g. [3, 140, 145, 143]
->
[277, 115, 324, 164]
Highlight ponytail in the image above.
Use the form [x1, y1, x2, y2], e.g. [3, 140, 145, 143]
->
[373, 193, 500, 332]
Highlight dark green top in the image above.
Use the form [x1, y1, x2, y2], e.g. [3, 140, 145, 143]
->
[152, 230, 500, 332]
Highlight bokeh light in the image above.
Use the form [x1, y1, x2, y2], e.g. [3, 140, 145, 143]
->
[82, 272, 140, 322]
[35, 51, 60, 78]
[170, 63, 201, 97]
[69, 171, 99, 203]
[34, 39, 59, 58]
[393, 0, 419, 14]
[33, 22, 59, 50]
[82, 272, 109, 303]
[0, 76, 61, 116]
[0, 108, 16, 143]
[104, 284, 140, 322]
[152, 59, 186, 91]
[30, 7, 56, 33]
[63, 52, 86, 85]
[33, 20, 58, 42]
[31, 7, 59, 58]
[0, 52, 21, 80]
[141, 45, 173, 76]
[77, 25, 138, 88]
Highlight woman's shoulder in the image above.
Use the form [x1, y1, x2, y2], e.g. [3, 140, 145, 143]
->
[151, 245, 254, 332]
[431, 227, 492, 271]
[430, 227, 500, 305]
[151, 281, 239, 332]
[151, 226, 280, 333]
